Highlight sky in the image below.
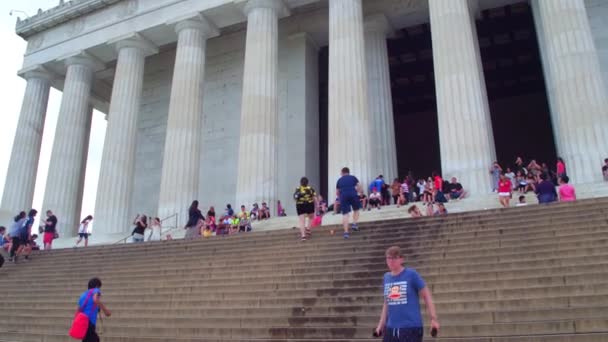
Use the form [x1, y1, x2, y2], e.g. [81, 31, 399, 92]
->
[0, 0, 106, 229]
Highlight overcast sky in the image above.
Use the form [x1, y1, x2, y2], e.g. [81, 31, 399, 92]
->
[0, 0, 106, 229]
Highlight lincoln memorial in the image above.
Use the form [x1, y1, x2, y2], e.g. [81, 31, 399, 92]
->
[2, 0, 608, 237]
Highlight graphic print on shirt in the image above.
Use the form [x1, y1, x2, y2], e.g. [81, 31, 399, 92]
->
[385, 281, 408, 305]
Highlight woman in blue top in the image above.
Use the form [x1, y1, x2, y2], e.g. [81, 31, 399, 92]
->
[78, 278, 111, 342]
[375, 246, 440, 342]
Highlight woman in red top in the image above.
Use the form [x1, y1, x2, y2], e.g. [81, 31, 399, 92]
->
[432, 172, 443, 203]
[497, 173, 512, 208]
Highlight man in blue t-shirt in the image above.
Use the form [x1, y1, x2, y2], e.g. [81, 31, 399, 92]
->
[336, 167, 362, 239]
[77, 278, 111, 342]
[375, 246, 440, 341]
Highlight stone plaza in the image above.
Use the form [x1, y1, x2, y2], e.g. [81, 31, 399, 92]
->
[2, 0, 608, 237]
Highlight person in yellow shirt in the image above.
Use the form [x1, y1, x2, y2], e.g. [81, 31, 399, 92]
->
[294, 177, 317, 241]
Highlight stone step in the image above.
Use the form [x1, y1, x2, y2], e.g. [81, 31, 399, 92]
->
[0, 331, 608, 342]
[2, 332, 608, 342]
[27, 217, 608, 266]
[3, 282, 608, 308]
[12, 223, 608, 271]
[3, 306, 608, 328]
[4, 262, 608, 295]
[4, 292, 608, 316]
[5, 269, 608, 301]
[38, 203, 608, 255]
[30, 223, 608, 271]
[1, 318, 607, 338]
[6, 243, 608, 283]
[3, 251, 607, 293]
[27, 220, 608, 263]
[7, 255, 608, 293]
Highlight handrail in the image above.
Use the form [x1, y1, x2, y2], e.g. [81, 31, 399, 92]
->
[159, 212, 179, 237]
[113, 212, 179, 244]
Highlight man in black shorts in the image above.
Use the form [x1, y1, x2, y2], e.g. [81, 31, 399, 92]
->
[294, 177, 317, 241]
[336, 167, 362, 239]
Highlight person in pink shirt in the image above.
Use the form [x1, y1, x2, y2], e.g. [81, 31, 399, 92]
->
[556, 157, 566, 178]
[558, 175, 576, 202]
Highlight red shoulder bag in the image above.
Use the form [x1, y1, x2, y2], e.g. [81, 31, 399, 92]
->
[69, 290, 96, 339]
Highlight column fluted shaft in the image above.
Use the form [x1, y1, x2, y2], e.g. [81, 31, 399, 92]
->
[429, 0, 496, 195]
[94, 41, 147, 234]
[328, 0, 372, 201]
[236, 0, 283, 207]
[1, 70, 51, 213]
[158, 19, 212, 219]
[533, 0, 608, 183]
[42, 57, 94, 237]
[365, 15, 398, 182]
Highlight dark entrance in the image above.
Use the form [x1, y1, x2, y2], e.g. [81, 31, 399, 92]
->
[477, 2, 556, 168]
[318, 2, 556, 197]
[387, 23, 440, 181]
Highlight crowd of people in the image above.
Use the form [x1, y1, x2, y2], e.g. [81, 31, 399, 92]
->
[2, 156, 604, 264]
[492, 156, 578, 208]
[329, 174, 468, 215]
[154, 156, 598, 243]
[1, 209, 54, 265]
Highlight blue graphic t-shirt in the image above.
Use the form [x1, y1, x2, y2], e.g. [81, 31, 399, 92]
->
[78, 288, 101, 325]
[383, 268, 426, 328]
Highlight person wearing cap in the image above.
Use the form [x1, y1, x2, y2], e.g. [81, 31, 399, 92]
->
[375, 246, 439, 341]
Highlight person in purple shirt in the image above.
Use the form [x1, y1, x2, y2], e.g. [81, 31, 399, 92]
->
[336, 167, 363, 239]
[535, 173, 557, 204]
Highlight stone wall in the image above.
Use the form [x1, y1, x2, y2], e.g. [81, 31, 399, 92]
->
[132, 27, 322, 217]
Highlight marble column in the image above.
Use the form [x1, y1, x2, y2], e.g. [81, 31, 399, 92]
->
[365, 14, 398, 182]
[429, 0, 496, 195]
[94, 34, 157, 234]
[532, 0, 608, 183]
[158, 16, 217, 219]
[1, 67, 52, 213]
[42, 54, 97, 237]
[328, 0, 372, 202]
[235, 0, 288, 207]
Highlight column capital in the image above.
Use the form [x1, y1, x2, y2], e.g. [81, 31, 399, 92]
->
[167, 13, 219, 38]
[364, 13, 394, 37]
[57, 51, 105, 72]
[107, 32, 159, 56]
[238, 0, 290, 18]
[18, 64, 53, 82]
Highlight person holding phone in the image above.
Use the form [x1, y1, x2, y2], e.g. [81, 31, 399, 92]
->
[375, 246, 440, 341]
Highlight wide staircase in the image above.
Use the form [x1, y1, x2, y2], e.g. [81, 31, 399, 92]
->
[1, 198, 608, 341]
